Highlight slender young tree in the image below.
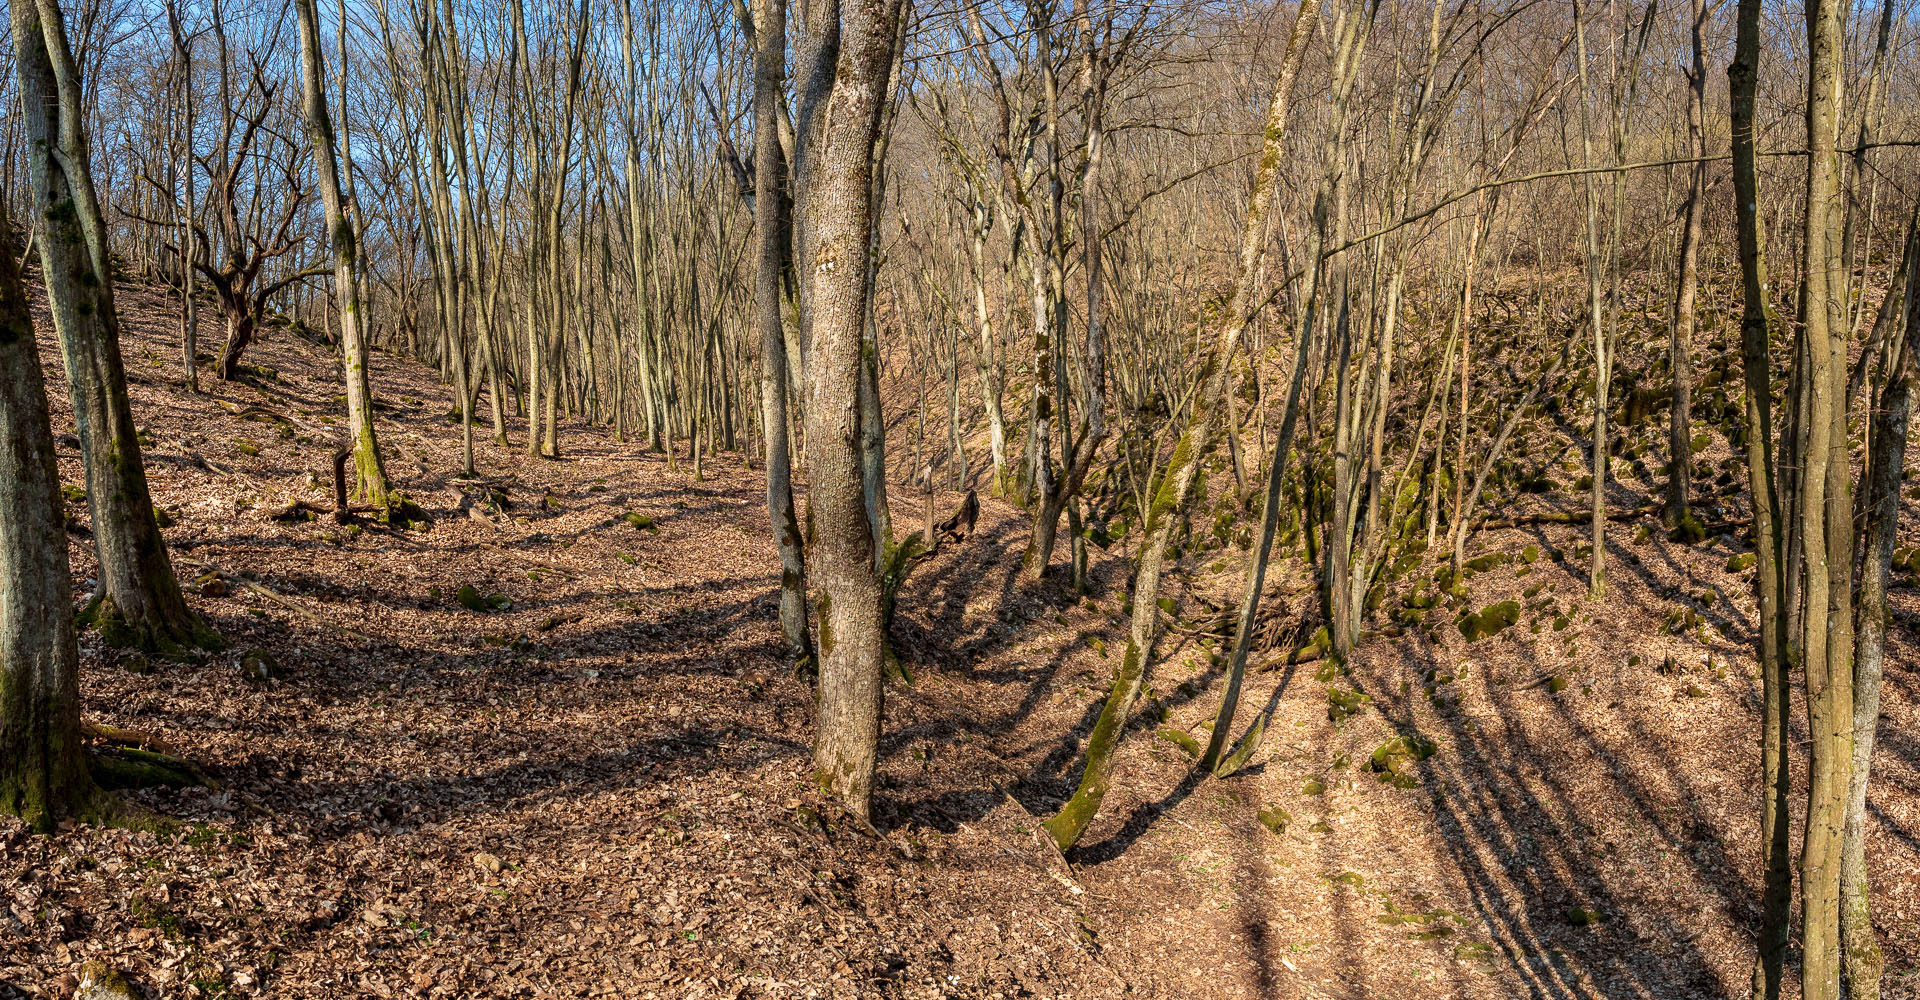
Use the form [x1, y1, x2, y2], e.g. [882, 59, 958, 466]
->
[294, 0, 391, 506]
[12, 0, 216, 655]
[747, 0, 814, 668]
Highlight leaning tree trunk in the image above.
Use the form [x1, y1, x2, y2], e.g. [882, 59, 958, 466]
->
[295, 0, 390, 508]
[0, 204, 100, 831]
[749, 0, 814, 667]
[1839, 203, 1916, 1000]
[801, 0, 903, 821]
[1041, 0, 1319, 851]
[11, 0, 215, 656]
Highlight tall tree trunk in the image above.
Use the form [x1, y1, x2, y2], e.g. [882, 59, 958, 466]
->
[1731, 8, 1792, 994]
[11, 0, 215, 656]
[749, 0, 814, 668]
[801, 0, 902, 821]
[0, 204, 99, 831]
[1798, 2, 1854, 994]
[1664, 0, 1706, 528]
[1838, 198, 1916, 1000]
[296, 0, 390, 507]
[1041, 0, 1320, 851]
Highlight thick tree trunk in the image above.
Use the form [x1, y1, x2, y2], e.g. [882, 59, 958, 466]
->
[0, 206, 100, 831]
[12, 0, 214, 656]
[801, 0, 901, 821]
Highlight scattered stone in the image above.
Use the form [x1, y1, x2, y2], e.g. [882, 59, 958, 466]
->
[73, 962, 140, 1000]
[473, 852, 503, 875]
[1256, 804, 1290, 835]
[1327, 686, 1372, 723]
[1566, 906, 1607, 927]
[1367, 734, 1437, 788]
[1458, 600, 1521, 642]
[240, 649, 277, 685]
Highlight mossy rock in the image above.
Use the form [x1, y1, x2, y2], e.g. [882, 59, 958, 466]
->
[1303, 778, 1325, 795]
[1520, 544, 1540, 564]
[380, 495, 432, 530]
[1726, 552, 1757, 573]
[1566, 906, 1607, 927]
[1327, 686, 1372, 723]
[1464, 551, 1510, 573]
[1548, 674, 1569, 694]
[1256, 804, 1291, 835]
[1367, 734, 1437, 788]
[455, 585, 512, 613]
[61, 482, 87, 504]
[75, 961, 143, 1000]
[1668, 512, 1707, 544]
[234, 440, 261, 457]
[239, 649, 278, 685]
[1457, 600, 1521, 642]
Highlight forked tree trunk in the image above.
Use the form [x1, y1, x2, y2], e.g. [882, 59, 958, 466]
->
[12, 0, 215, 656]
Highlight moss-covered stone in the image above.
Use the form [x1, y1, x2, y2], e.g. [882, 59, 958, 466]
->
[1256, 804, 1290, 835]
[455, 585, 510, 613]
[1668, 512, 1707, 544]
[1726, 551, 1757, 572]
[1327, 686, 1372, 723]
[1367, 734, 1437, 788]
[1458, 600, 1522, 642]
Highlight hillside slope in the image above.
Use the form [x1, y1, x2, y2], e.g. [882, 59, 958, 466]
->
[0, 279, 1915, 999]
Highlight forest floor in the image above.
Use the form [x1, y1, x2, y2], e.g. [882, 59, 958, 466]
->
[1, 278, 1918, 1000]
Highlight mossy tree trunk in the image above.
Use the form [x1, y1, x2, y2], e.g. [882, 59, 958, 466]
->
[1042, 0, 1321, 851]
[0, 202, 100, 831]
[295, 0, 390, 508]
[12, 0, 214, 657]
[1838, 199, 1916, 1000]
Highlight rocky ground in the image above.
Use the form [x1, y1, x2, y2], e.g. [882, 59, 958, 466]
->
[1, 278, 1917, 999]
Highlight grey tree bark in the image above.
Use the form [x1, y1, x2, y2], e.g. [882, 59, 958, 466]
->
[12, 0, 216, 656]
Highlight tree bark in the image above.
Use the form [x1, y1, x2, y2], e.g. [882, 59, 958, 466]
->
[801, 0, 902, 821]
[295, 0, 390, 507]
[12, 0, 215, 656]
[749, 0, 815, 668]
[0, 205, 99, 831]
